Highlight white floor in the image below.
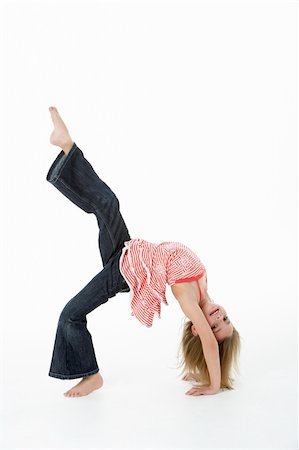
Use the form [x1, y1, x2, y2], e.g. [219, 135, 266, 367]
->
[1, 291, 298, 450]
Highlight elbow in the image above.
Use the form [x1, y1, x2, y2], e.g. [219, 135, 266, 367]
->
[198, 330, 218, 348]
[193, 323, 217, 346]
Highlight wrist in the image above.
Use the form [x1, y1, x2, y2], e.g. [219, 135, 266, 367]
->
[209, 384, 220, 392]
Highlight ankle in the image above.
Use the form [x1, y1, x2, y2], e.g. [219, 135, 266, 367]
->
[62, 140, 74, 155]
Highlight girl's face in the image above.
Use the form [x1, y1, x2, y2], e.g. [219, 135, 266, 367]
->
[194, 299, 234, 342]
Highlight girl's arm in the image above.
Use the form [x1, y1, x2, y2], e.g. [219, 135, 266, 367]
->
[175, 292, 221, 391]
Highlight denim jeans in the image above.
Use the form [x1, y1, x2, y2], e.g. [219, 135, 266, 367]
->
[46, 142, 131, 379]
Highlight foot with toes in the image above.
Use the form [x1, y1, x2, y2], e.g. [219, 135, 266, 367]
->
[64, 372, 104, 397]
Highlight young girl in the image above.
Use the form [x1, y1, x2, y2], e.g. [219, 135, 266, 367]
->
[47, 106, 241, 398]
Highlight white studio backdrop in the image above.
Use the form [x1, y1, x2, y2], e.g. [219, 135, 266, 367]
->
[0, 1, 298, 450]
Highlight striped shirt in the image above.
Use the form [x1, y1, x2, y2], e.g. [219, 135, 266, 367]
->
[119, 238, 207, 327]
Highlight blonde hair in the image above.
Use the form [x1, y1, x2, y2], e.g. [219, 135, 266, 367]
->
[176, 317, 242, 390]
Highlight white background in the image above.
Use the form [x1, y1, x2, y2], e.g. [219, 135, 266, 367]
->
[0, 0, 297, 449]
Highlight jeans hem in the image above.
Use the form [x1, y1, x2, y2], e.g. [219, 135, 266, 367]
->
[48, 367, 100, 380]
[46, 141, 78, 184]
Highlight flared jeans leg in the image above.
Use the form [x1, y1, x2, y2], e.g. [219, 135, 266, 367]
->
[46, 142, 131, 379]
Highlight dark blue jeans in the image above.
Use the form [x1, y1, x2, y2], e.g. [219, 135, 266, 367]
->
[46, 142, 131, 379]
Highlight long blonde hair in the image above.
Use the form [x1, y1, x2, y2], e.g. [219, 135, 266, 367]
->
[176, 317, 242, 389]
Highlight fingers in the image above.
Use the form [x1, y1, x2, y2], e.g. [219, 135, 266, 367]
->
[185, 388, 203, 396]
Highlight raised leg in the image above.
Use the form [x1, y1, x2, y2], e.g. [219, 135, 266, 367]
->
[46, 141, 131, 267]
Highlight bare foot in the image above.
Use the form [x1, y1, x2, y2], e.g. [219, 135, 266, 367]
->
[64, 372, 104, 397]
[49, 106, 74, 155]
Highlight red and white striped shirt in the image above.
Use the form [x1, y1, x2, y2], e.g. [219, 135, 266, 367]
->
[119, 238, 207, 327]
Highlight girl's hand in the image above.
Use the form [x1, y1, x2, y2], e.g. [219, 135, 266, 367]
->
[185, 385, 220, 396]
